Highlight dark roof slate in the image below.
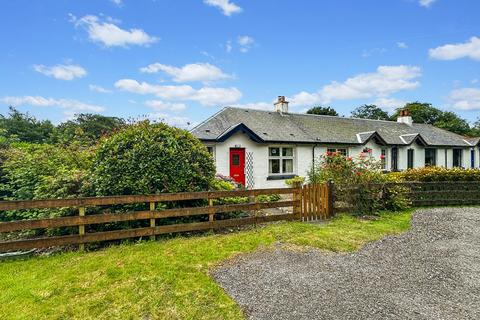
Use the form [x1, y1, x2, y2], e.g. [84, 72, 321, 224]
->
[191, 107, 475, 147]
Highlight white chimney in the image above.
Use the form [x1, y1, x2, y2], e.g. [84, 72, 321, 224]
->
[397, 109, 413, 126]
[274, 96, 289, 113]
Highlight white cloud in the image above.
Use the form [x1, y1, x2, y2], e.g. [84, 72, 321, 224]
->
[140, 62, 232, 83]
[149, 112, 194, 129]
[115, 79, 242, 106]
[361, 47, 387, 58]
[290, 65, 421, 106]
[448, 88, 480, 110]
[145, 100, 186, 112]
[203, 0, 242, 16]
[373, 97, 407, 111]
[397, 42, 408, 49]
[419, 0, 436, 7]
[89, 84, 112, 93]
[237, 35, 254, 52]
[230, 102, 273, 110]
[1, 96, 105, 116]
[110, 0, 123, 6]
[225, 40, 233, 53]
[33, 64, 86, 80]
[71, 14, 158, 47]
[429, 36, 480, 61]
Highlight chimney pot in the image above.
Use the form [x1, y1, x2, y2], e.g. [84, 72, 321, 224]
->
[397, 108, 413, 126]
[274, 95, 289, 113]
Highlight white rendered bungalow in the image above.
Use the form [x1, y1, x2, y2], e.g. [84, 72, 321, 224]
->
[191, 96, 480, 189]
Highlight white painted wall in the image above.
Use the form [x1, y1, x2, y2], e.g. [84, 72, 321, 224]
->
[205, 132, 475, 189]
[208, 132, 315, 189]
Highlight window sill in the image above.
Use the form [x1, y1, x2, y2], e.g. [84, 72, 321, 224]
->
[267, 174, 296, 181]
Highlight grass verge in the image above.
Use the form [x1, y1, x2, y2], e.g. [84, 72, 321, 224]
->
[0, 210, 412, 319]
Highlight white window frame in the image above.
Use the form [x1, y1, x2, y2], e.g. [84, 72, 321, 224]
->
[268, 146, 295, 175]
[205, 145, 216, 162]
[326, 147, 349, 157]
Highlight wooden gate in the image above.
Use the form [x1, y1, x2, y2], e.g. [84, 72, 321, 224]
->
[299, 182, 334, 221]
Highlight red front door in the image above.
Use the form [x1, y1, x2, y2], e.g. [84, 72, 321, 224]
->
[229, 148, 245, 185]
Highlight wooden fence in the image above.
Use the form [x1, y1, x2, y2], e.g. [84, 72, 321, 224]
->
[301, 182, 334, 221]
[402, 181, 480, 206]
[334, 180, 480, 211]
[0, 183, 337, 253]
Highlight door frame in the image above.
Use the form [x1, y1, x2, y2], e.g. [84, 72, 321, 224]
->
[229, 148, 246, 185]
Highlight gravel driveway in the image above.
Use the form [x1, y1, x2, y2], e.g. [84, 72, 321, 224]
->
[213, 208, 480, 320]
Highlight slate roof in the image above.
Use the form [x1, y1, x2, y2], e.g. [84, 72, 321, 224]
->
[191, 107, 476, 147]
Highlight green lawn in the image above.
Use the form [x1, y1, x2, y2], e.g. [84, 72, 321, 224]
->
[0, 211, 412, 320]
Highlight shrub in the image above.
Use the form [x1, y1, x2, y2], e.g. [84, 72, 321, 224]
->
[308, 153, 410, 214]
[90, 121, 215, 196]
[285, 176, 305, 187]
[393, 166, 480, 182]
[0, 143, 93, 221]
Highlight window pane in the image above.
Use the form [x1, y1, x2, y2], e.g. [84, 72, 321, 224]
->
[282, 159, 293, 173]
[232, 154, 240, 166]
[269, 159, 280, 173]
[337, 148, 347, 156]
[282, 147, 293, 157]
[269, 147, 280, 157]
[453, 149, 462, 167]
[425, 148, 436, 166]
[407, 149, 414, 169]
[327, 148, 336, 154]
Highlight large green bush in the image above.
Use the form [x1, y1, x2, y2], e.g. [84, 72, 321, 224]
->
[0, 143, 93, 221]
[90, 121, 215, 196]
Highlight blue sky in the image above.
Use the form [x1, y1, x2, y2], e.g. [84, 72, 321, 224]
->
[1, 0, 480, 127]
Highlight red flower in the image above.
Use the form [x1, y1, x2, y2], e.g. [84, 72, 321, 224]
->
[380, 155, 385, 159]
[347, 156, 353, 161]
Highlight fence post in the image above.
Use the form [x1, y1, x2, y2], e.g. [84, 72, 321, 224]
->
[292, 182, 302, 220]
[326, 180, 334, 217]
[208, 198, 214, 222]
[78, 206, 85, 251]
[150, 202, 156, 241]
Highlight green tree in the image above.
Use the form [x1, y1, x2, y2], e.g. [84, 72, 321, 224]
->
[306, 106, 338, 116]
[469, 117, 480, 137]
[351, 104, 390, 120]
[392, 102, 471, 135]
[90, 121, 215, 196]
[391, 102, 442, 124]
[434, 111, 471, 136]
[56, 113, 126, 145]
[0, 107, 55, 143]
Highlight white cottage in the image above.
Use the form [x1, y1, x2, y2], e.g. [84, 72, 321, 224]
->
[191, 96, 480, 189]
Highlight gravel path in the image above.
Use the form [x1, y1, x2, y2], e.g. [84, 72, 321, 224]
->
[213, 208, 480, 320]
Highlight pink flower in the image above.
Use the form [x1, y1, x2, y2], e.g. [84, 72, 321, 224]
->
[380, 155, 385, 159]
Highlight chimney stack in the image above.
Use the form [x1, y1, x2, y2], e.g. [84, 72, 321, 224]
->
[274, 96, 289, 113]
[397, 108, 413, 126]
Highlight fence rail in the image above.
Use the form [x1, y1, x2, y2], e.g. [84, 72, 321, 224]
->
[335, 180, 480, 209]
[2, 180, 476, 253]
[0, 187, 309, 253]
